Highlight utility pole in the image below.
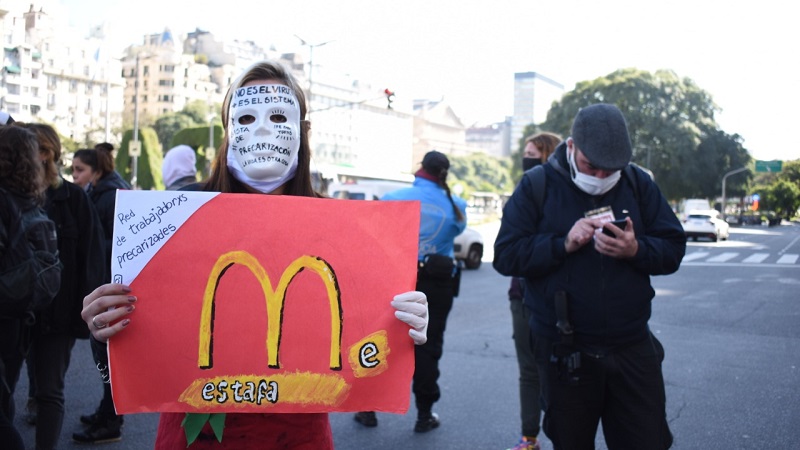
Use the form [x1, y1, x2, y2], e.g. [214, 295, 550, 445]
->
[294, 36, 334, 121]
[721, 167, 748, 221]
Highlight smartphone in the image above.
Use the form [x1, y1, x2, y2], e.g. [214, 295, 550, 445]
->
[601, 219, 627, 237]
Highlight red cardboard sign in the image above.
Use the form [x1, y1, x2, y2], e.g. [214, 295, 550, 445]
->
[108, 191, 420, 414]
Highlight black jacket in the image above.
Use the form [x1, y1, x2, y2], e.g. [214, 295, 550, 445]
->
[38, 179, 107, 337]
[494, 143, 686, 349]
[87, 171, 130, 265]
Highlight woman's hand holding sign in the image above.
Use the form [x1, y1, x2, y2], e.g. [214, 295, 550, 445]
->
[81, 283, 136, 343]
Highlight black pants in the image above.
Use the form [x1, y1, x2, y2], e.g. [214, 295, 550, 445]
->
[0, 318, 28, 450]
[535, 333, 673, 450]
[26, 332, 76, 450]
[411, 273, 455, 414]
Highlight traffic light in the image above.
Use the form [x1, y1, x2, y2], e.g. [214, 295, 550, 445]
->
[384, 88, 395, 109]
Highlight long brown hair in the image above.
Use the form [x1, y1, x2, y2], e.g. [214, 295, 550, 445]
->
[17, 122, 63, 189]
[525, 132, 562, 162]
[0, 126, 45, 202]
[205, 60, 318, 197]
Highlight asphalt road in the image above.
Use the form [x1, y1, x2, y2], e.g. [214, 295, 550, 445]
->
[12, 221, 800, 449]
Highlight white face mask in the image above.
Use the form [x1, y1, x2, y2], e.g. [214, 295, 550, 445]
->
[568, 148, 621, 196]
[226, 84, 301, 193]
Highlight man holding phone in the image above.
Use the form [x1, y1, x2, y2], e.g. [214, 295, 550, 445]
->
[494, 104, 686, 449]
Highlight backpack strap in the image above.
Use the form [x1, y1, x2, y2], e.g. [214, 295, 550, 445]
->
[523, 165, 547, 213]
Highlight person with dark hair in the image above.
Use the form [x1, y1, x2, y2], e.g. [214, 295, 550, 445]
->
[12, 123, 106, 450]
[506, 131, 562, 450]
[0, 125, 46, 450]
[71, 145, 130, 443]
[494, 104, 686, 449]
[356, 150, 467, 432]
[78, 60, 429, 449]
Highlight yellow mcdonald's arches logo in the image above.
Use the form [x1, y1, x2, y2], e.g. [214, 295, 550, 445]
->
[197, 251, 343, 371]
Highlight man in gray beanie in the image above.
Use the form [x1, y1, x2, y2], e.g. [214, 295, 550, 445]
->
[494, 103, 686, 449]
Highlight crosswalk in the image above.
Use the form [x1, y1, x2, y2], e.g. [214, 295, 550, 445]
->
[682, 251, 799, 266]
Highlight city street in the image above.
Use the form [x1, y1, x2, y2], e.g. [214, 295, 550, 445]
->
[13, 221, 800, 449]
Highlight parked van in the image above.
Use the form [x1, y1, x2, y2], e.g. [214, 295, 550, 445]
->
[681, 198, 712, 220]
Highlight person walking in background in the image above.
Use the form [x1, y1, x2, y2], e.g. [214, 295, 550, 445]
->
[70, 144, 131, 444]
[355, 150, 467, 433]
[13, 123, 106, 450]
[162, 144, 198, 190]
[78, 59, 429, 449]
[506, 131, 561, 450]
[0, 125, 47, 450]
[494, 104, 686, 449]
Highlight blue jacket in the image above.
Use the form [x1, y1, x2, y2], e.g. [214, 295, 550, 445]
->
[493, 143, 686, 349]
[382, 178, 467, 261]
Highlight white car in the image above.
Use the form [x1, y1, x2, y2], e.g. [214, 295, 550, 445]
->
[454, 227, 484, 269]
[682, 209, 730, 242]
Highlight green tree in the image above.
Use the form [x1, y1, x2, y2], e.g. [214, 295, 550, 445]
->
[541, 68, 751, 201]
[449, 152, 513, 198]
[154, 113, 199, 151]
[116, 127, 163, 190]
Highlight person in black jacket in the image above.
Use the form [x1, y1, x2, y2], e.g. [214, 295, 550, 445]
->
[14, 123, 106, 450]
[494, 104, 686, 450]
[0, 124, 46, 450]
[70, 145, 130, 443]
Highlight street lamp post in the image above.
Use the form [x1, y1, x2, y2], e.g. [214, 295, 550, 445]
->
[721, 167, 749, 221]
[294, 36, 333, 120]
[131, 53, 141, 189]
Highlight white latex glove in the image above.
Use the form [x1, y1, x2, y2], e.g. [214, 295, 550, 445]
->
[391, 291, 428, 345]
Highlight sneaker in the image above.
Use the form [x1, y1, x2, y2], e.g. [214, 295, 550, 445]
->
[413, 412, 440, 433]
[23, 397, 37, 425]
[79, 412, 100, 426]
[354, 411, 378, 427]
[72, 417, 123, 444]
[508, 436, 541, 450]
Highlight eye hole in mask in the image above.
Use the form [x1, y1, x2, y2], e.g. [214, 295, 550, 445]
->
[238, 114, 255, 125]
[270, 114, 287, 123]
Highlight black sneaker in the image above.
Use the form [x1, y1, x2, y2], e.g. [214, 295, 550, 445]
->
[414, 412, 440, 433]
[354, 411, 378, 427]
[79, 412, 100, 426]
[72, 417, 123, 444]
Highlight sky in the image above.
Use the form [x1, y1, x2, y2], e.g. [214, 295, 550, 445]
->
[52, 0, 798, 162]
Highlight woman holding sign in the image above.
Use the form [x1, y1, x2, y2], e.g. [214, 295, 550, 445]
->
[79, 59, 429, 449]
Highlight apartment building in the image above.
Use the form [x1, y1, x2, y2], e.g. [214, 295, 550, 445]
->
[1, 2, 124, 143]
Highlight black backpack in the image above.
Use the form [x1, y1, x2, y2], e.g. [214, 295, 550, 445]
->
[0, 187, 62, 319]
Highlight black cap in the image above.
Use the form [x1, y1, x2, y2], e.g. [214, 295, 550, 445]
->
[571, 103, 632, 171]
[421, 150, 450, 174]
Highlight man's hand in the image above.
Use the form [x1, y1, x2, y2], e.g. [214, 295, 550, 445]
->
[565, 218, 599, 253]
[593, 217, 638, 258]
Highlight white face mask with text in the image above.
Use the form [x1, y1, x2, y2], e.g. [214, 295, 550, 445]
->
[568, 148, 621, 196]
[226, 84, 301, 193]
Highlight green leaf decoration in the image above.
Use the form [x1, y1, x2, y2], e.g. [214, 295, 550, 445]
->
[182, 412, 227, 446]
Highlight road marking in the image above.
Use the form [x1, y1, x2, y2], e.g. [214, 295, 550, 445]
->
[741, 253, 770, 263]
[776, 254, 799, 264]
[682, 252, 710, 262]
[682, 262, 800, 268]
[706, 252, 738, 262]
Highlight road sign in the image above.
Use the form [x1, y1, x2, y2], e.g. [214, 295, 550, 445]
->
[755, 160, 782, 172]
[129, 141, 141, 157]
